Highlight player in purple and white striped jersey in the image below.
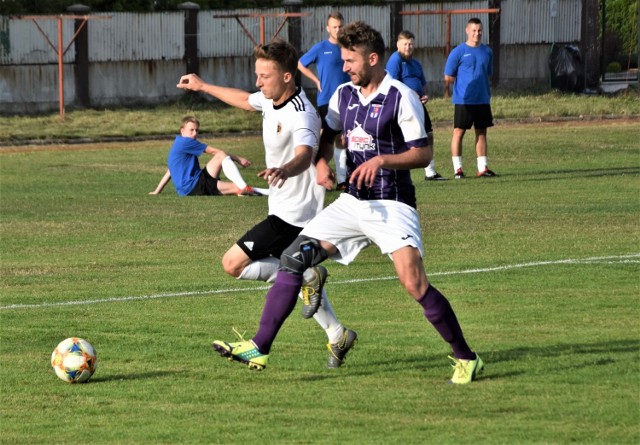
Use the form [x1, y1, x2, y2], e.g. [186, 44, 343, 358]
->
[211, 22, 483, 384]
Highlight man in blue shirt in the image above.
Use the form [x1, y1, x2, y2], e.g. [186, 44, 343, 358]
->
[149, 116, 267, 196]
[298, 12, 351, 190]
[444, 18, 497, 178]
[387, 30, 446, 181]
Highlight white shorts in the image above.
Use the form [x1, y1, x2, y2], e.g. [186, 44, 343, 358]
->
[301, 193, 425, 265]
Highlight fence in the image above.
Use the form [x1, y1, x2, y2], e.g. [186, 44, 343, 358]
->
[0, 0, 586, 114]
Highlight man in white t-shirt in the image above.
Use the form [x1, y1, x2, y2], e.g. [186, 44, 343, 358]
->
[177, 39, 356, 369]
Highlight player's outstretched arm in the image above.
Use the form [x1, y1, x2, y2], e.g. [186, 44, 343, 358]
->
[177, 74, 254, 111]
[149, 169, 171, 195]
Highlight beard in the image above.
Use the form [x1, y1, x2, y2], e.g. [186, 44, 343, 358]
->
[350, 70, 372, 88]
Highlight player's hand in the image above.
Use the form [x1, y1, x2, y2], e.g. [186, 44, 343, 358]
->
[316, 158, 335, 190]
[420, 95, 429, 104]
[258, 167, 289, 188]
[236, 156, 252, 168]
[350, 157, 383, 189]
[177, 74, 204, 91]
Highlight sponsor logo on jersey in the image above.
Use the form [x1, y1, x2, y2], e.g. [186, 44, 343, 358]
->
[244, 241, 255, 251]
[347, 125, 375, 152]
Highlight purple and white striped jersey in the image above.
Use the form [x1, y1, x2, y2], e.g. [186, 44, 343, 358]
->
[325, 74, 429, 209]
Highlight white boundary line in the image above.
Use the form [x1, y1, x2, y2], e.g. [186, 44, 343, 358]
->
[1, 253, 638, 311]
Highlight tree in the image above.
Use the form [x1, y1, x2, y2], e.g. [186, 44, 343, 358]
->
[603, 0, 638, 66]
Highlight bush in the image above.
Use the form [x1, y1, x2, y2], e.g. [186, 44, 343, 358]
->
[606, 61, 622, 73]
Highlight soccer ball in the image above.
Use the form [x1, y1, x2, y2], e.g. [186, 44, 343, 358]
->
[51, 337, 98, 383]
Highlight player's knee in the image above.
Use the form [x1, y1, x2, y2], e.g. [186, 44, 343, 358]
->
[221, 252, 242, 278]
[400, 277, 428, 301]
[279, 236, 327, 275]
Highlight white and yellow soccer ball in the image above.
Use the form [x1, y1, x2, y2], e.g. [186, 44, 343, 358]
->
[51, 337, 98, 383]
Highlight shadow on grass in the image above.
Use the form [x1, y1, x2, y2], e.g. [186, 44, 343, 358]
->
[499, 166, 640, 181]
[297, 338, 639, 382]
[486, 338, 639, 363]
[90, 370, 179, 382]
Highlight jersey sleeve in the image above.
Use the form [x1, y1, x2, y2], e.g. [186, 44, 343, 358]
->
[397, 90, 429, 147]
[385, 52, 402, 79]
[324, 86, 343, 133]
[444, 46, 461, 77]
[299, 43, 319, 68]
[247, 91, 264, 111]
[292, 111, 321, 153]
[178, 137, 208, 155]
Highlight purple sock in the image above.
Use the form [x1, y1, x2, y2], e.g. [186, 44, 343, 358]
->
[251, 271, 302, 353]
[418, 285, 475, 360]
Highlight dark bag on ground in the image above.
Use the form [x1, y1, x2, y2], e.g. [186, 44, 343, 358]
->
[549, 44, 584, 92]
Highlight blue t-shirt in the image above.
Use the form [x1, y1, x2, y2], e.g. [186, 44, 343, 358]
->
[299, 39, 349, 107]
[167, 136, 207, 196]
[385, 51, 427, 97]
[444, 43, 493, 105]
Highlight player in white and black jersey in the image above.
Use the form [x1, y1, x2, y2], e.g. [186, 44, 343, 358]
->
[211, 22, 483, 384]
[178, 39, 356, 369]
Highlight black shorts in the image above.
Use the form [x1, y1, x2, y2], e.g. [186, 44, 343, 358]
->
[453, 104, 494, 130]
[188, 168, 221, 196]
[317, 104, 329, 128]
[236, 215, 303, 261]
[422, 106, 433, 134]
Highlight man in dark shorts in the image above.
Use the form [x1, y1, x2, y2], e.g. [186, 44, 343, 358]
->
[444, 18, 497, 179]
[178, 40, 356, 369]
[149, 116, 266, 196]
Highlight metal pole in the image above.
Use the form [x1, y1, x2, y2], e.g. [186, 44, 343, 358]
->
[260, 16, 265, 44]
[58, 16, 65, 119]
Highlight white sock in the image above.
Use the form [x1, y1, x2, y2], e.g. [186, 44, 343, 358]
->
[334, 148, 347, 184]
[452, 156, 463, 173]
[251, 187, 270, 196]
[477, 156, 488, 173]
[309, 289, 344, 344]
[221, 156, 247, 190]
[424, 160, 437, 177]
[237, 257, 279, 283]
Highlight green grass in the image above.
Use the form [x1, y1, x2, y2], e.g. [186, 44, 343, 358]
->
[1, 121, 639, 444]
[0, 90, 639, 142]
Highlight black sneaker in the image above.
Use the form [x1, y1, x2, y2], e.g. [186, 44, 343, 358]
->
[425, 172, 448, 181]
[454, 168, 465, 179]
[300, 266, 328, 319]
[477, 168, 497, 178]
[327, 328, 358, 368]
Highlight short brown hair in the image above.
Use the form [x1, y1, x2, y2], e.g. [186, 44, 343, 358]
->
[253, 38, 298, 75]
[328, 11, 344, 23]
[338, 21, 385, 59]
[397, 30, 415, 41]
[181, 116, 199, 128]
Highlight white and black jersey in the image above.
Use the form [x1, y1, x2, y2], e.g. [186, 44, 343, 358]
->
[248, 87, 325, 227]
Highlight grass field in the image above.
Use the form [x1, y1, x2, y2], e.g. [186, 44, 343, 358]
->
[1, 119, 639, 444]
